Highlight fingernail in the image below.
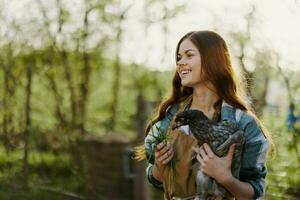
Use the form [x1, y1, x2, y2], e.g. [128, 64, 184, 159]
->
[157, 143, 163, 149]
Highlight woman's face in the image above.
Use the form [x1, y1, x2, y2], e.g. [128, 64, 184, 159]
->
[176, 39, 203, 88]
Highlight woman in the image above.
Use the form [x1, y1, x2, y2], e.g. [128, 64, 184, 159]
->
[143, 30, 271, 200]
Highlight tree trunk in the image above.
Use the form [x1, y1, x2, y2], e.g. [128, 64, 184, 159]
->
[44, 49, 67, 128]
[2, 67, 12, 152]
[46, 72, 66, 126]
[134, 89, 149, 200]
[39, 0, 78, 131]
[252, 75, 269, 115]
[238, 45, 254, 99]
[60, 49, 78, 130]
[109, 11, 123, 132]
[23, 59, 33, 190]
[1, 43, 16, 153]
[78, 4, 92, 135]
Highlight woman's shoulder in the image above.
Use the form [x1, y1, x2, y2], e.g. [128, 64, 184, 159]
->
[221, 102, 258, 127]
[221, 103, 267, 142]
[148, 103, 180, 135]
[166, 103, 180, 115]
[237, 109, 258, 128]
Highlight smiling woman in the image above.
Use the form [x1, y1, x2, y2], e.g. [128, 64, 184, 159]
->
[176, 40, 203, 87]
[136, 30, 272, 200]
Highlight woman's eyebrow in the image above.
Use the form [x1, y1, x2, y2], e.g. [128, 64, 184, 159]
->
[178, 49, 195, 55]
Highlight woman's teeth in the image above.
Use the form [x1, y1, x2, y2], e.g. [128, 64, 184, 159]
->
[181, 70, 191, 75]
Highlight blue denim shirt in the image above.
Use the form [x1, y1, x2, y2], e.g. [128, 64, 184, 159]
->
[145, 102, 269, 200]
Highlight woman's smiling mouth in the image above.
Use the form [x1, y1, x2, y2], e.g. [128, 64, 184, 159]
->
[180, 69, 192, 76]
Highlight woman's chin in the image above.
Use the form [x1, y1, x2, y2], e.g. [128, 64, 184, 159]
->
[181, 81, 193, 87]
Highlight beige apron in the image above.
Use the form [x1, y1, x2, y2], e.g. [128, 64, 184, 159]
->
[153, 96, 198, 199]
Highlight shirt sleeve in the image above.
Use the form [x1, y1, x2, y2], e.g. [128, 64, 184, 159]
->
[144, 104, 179, 189]
[239, 114, 269, 200]
[146, 164, 164, 191]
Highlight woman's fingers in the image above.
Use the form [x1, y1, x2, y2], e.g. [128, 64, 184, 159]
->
[225, 143, 236, 161]
[199, 145, 207, 160]
[156, 141, 166, 151]
[154, 142, 167, 159]
[155, 141, 174, 165]
[162, 149, 174, 164]
[202, 143, 214, 158]
[158, 142, 171, 155]
[196, 144, 214, 171]
[159, 144, 173, 163]
[196, 154, 204, 165]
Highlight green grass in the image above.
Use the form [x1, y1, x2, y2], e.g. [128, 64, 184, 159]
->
[0, 187, 69, 200]
[0, 149, 86, 200]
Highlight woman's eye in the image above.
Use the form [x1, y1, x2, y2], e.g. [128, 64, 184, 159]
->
[187, 54, 194, 57]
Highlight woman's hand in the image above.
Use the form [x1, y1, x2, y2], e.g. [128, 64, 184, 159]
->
[154, 141, 174, 167]
[196, 143, 236, 184]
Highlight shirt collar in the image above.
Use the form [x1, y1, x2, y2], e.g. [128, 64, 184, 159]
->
[181, 95, 236, 122]
[221, 102, 236, 122]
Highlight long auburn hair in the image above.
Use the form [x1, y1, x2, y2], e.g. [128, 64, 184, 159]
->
[144, 30, 272, 148]
[145, 31, 248, 133]
[135, 31, 274, 160]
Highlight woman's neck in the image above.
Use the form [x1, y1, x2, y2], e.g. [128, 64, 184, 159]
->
[190, 85, 220, 119]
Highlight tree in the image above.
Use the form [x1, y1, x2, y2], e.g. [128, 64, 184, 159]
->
[275, 53, 300, 166]
[108, 1, 132, 132]
[229, 5, 272, 115]
[23, 54, 34, 190]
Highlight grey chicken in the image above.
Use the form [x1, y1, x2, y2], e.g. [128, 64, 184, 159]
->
[172, 109, 245, 200]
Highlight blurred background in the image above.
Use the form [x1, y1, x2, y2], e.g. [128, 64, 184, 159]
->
[0, 0, 299, 199]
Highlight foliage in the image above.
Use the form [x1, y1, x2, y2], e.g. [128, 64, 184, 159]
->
[0, 0, 299, 199]
[263, 114, 300, 199]
[0, 149, 85, 200]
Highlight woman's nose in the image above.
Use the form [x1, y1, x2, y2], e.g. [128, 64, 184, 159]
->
[178, 60, 187, 67]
